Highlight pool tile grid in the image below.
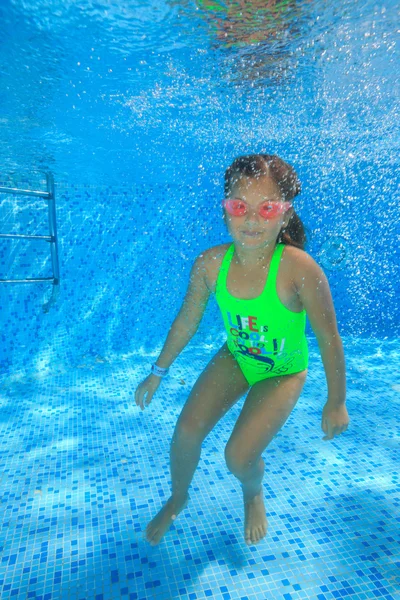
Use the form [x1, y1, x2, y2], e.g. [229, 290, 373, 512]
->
[0, 338, 399, 600]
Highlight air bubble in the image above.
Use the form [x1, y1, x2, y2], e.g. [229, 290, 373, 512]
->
[318, 236, 349, 271]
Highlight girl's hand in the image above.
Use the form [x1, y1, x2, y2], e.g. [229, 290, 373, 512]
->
[135, 374, 162, 411]
[321, 401, 350, 441]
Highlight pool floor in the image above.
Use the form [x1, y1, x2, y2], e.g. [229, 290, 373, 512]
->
[0, 337, 399, 600]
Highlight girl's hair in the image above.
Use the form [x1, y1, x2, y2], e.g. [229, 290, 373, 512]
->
[223, 153, 307, 250]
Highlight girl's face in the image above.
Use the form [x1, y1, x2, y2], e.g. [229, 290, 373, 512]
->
[223, 175, 293, 246]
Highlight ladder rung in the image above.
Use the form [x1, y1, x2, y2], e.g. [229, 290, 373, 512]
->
[0, 233, 52, 241]
[0, 185, 51, 198]
[0, 277, 56, 283]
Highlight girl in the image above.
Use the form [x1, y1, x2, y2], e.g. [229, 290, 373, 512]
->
[135, 153, 349, 547]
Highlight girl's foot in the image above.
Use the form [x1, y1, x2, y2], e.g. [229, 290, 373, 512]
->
[145, 494, 190, 546]
[243, 487, 268, 545]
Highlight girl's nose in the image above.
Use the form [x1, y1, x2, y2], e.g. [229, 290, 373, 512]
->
[244, 206, 261, 221]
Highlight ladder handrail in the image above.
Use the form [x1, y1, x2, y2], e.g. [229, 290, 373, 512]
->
[0, 172, 60, 312]
[46, 173, 60, 286]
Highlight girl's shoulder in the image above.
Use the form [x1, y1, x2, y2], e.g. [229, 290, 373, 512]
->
[198, 243, 232, 294]
[281, 244, 328, 294]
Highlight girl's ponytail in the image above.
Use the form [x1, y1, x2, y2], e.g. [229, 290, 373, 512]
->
[277, 210, 307, 250]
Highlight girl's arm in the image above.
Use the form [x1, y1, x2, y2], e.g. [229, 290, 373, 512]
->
[294, 253, 346, 407]
[295, 253, 349, 440]
[153, 252, 211, 370]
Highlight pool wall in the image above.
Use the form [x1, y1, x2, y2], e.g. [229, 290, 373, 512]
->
[1, 160, 399, 379]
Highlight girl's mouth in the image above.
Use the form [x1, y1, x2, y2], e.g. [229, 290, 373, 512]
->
[243, 231, 262, 237]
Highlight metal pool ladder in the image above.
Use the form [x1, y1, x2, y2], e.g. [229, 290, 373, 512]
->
[0, 172, 60, 312]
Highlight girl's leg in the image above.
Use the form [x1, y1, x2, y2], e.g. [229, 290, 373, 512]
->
[145, 342, 250, 546]
[224, 369, 307, 545]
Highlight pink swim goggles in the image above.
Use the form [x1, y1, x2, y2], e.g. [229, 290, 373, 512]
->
[222, 198, 292, 220]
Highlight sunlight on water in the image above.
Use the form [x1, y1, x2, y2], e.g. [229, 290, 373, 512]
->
[0, 0, 397, 184]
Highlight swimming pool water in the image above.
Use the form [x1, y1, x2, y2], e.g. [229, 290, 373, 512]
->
[0, 0, 399, 599]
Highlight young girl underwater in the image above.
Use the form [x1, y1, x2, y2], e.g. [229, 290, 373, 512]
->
[135, 153, 350, 547]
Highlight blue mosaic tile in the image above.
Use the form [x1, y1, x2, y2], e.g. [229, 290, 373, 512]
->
[0, 338, 399, 599]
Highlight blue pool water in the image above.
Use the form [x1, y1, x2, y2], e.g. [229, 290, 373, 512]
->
[0, 1, 399, 599]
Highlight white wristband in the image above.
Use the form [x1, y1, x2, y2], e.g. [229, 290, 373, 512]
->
[151, 364, 169, 377]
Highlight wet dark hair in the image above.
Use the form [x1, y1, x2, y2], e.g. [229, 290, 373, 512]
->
[223, 153, 307, 250]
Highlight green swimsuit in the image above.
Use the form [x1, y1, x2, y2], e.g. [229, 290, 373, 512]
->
[215, 243, 308, 386]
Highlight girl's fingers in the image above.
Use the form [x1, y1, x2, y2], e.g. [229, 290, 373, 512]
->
[135, 387, 144, 410]
[135, 380, 158, 410]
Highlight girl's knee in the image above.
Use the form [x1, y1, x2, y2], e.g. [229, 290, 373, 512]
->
[225, 445, 262, 476]
[224, 443, 247, 474]
[173, 417, 206, 444]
